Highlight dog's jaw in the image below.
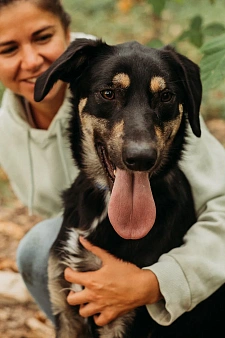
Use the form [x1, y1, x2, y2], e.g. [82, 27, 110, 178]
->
[97, 143, 116, 190]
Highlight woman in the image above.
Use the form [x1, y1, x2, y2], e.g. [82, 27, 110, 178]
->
[0, 0, 225, 329]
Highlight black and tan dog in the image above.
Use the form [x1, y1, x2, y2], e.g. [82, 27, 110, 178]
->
[34, 39, 225, 338]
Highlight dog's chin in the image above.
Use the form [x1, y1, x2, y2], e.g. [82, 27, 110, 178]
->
[96, 143, 116, 191]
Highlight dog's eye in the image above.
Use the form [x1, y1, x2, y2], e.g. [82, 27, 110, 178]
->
[160, 91, 173, 102]
[100, 90, 115, 100]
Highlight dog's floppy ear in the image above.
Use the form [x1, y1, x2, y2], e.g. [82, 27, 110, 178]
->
[34, 38, 106, 102]
[162, 45, 202, 137]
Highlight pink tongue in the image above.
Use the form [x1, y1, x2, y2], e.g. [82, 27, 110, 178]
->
[108, 169, 156, 239]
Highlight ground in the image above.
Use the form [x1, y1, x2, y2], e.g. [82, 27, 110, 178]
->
[0, 118, 225, 338]
[0, 201, 55, 338]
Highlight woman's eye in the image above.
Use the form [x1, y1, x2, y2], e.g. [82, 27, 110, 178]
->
[0, 45, 17, 55]
[36, 34, 52, 43]
[161, 91, 173, 102]
[100, 90, 115, 100]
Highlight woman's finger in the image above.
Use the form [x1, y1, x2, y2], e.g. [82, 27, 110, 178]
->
[67, 289, 89, 306]
[94, 310, 115, 327]
[79, 302, 101, 318]
[64, 267, 90, 285]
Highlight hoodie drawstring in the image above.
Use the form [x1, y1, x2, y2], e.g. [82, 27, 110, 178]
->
[27, 130, 34, 216]
[56, 120, 72, 187]
[26, 120, 72, 215]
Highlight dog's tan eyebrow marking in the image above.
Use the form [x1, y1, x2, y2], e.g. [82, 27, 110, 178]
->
[112, 73, 130, 88]
[179, 104, 183, 114]
[78, 98, 88, 114]
[150, 76, 166, 93]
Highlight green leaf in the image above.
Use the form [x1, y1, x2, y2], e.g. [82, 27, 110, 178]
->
[200, 34, 225, 90]
[190, 31, 203, 48]
[189, 16, 204, 47]
[146, 39, 164, 48]
[147, 0, 167, 16]
[203, 23, 225, 37]
[201, 33, 225, 54]
[175, 15, 204, 48]
[175, 30, 190, 42]
[190, 15, 203, 31]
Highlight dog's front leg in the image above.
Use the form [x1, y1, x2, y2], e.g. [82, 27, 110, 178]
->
[55, 310, 90, 338]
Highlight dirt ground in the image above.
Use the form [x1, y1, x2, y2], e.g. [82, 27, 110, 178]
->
[0, 202, 55, 338]
[0, 118, 225, 338]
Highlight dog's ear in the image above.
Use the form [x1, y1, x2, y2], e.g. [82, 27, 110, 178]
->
[34, 38, 106, 102]
[162, 45, 202, 137]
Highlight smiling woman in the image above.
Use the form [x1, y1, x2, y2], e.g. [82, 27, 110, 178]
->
[0, 0, 85, 216]
[0, 0, 71, 129]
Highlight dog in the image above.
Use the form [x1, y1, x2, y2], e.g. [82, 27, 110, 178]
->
[34, 38, 225, 338]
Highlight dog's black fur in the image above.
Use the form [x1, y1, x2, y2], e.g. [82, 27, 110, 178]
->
[35, 39, 225, 338]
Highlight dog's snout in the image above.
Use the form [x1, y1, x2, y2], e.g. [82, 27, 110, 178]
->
[123, 141, 157, 171]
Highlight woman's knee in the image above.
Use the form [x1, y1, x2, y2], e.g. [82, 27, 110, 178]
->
[16, 216, 62, 284]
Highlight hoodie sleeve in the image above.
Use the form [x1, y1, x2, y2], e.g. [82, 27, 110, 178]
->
[144, 116, 225, 325]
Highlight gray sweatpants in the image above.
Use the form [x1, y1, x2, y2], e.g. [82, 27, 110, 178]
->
[16, 216, 63, 324]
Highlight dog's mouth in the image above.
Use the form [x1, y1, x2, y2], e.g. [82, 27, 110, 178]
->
[97, 143, 116, 190]
[96, 143, 156, 240]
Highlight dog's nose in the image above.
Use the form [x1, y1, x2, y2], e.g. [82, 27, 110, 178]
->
[123, 142, 157, 171]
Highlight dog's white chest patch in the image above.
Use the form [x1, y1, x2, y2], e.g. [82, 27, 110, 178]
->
[62, 228, 102, 271]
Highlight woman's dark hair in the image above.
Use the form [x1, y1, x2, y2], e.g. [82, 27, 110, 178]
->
[0, 0, 71, 32]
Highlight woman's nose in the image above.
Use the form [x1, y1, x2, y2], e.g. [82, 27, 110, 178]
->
[20, 44, 43, 71]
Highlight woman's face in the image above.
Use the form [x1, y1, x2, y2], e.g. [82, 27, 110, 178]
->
[0, 1, 70, 105]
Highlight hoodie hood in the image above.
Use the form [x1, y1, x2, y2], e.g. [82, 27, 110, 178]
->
[0, 88, 78, 217]
[2, 88, 71, 141]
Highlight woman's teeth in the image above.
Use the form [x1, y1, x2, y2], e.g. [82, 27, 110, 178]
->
[27, 77, 37, 83]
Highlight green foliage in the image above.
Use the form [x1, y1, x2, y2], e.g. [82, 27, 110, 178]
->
[173, 15, 225, 51]
[144, 0, 225, 91]
[203, 23, 225, 37]
[0, 0, 225, 114]
[200, 34, 225, 90]
[147, 0, 167, 16]
[175, 15, 204, 48]
[64, 0, 114, 15]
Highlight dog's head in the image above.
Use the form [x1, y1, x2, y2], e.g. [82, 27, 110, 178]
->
[35, 39, 202, 239]
[35, 38, 202, 187]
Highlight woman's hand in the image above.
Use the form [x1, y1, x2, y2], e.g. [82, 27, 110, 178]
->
[64, 237, 162, 326]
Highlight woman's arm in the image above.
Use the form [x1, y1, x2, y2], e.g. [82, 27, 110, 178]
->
[147, 116, 225, 325]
